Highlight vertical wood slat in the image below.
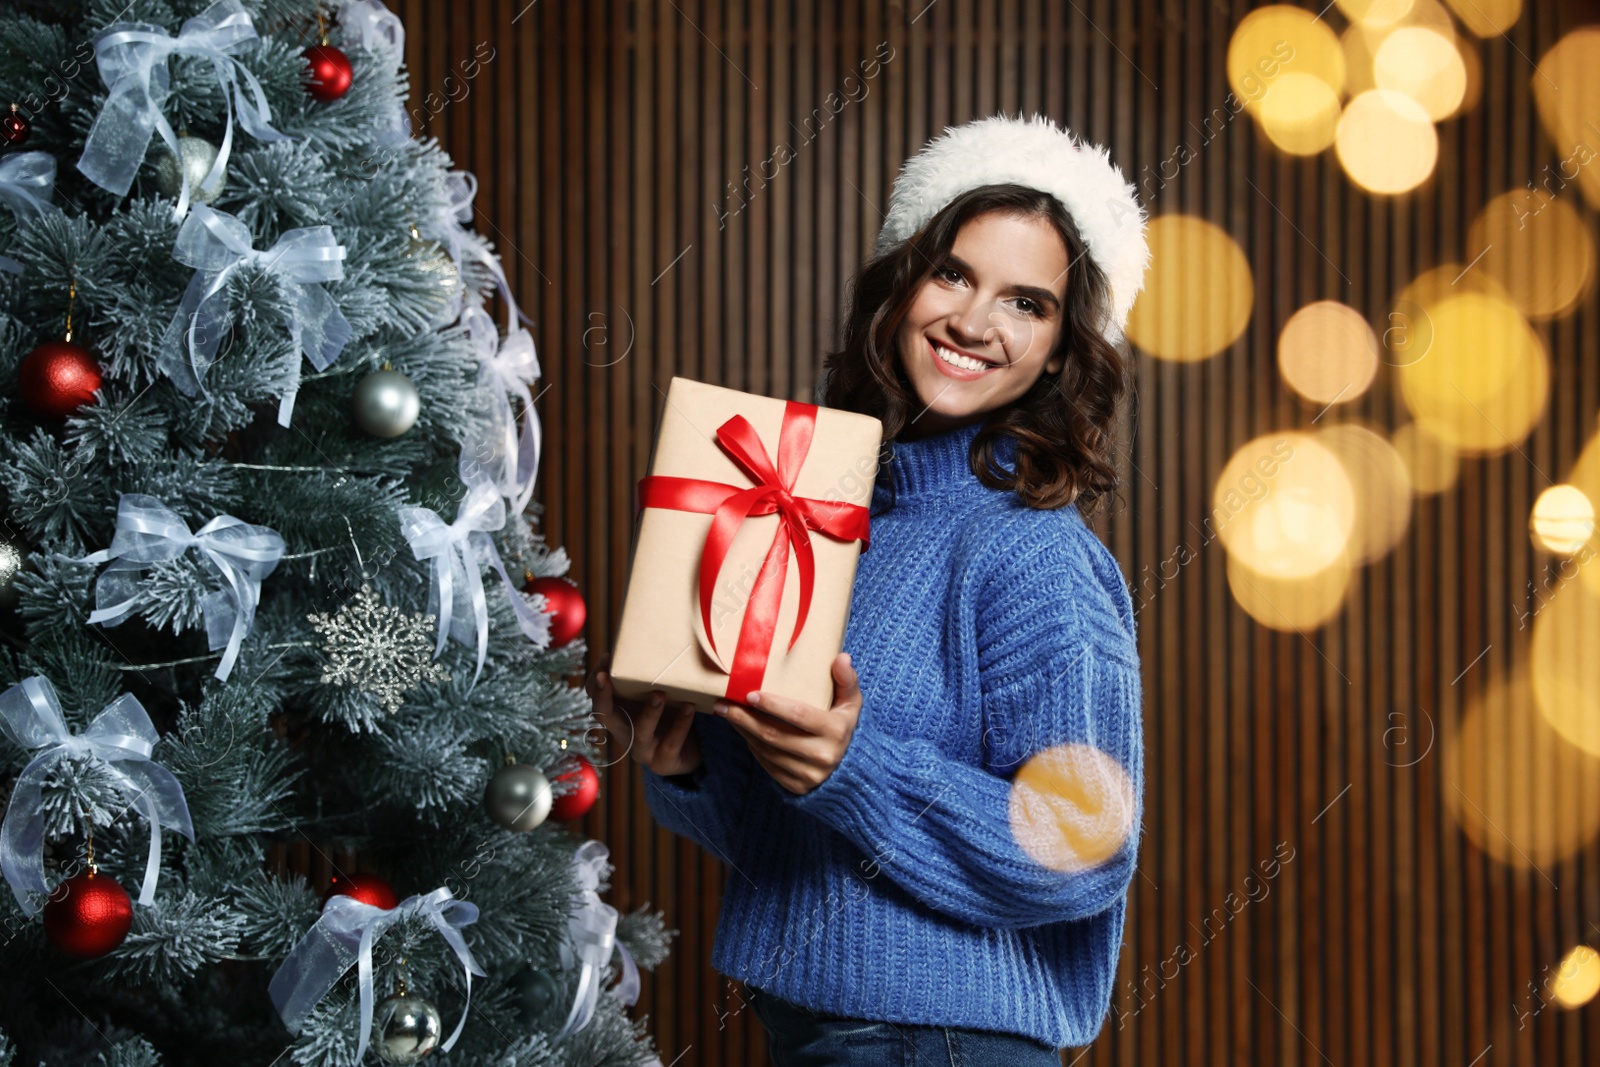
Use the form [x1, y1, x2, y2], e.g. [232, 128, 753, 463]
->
[393, 3, 1600, 1065]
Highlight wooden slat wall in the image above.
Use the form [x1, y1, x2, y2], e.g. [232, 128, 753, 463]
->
[394, 1, 1600, 1063]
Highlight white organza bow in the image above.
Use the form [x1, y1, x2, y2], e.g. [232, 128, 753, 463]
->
[555, 840, 641, 1038]
[0, 676, 194, 917]
[159, 205, 350, 427]
[77, 0, 288, 220]
[459, 304, 543, 517]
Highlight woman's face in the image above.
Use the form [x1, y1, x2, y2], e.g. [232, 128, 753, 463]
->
[893, 210, 1070, 438]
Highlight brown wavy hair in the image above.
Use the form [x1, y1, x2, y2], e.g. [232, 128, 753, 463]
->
[818, 183, 1133, 516]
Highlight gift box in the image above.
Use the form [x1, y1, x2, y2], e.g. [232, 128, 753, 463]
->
[610, 376, 883, 714]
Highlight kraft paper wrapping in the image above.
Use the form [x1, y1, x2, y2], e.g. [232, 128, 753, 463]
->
[610, 377, 883, 714]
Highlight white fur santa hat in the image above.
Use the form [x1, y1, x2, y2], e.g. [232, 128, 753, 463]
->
[872, 112, 1152, 346]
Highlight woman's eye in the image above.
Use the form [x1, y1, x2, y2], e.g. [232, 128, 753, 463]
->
[935, 265, 962, 283]
[1013, 298, 1040, 317]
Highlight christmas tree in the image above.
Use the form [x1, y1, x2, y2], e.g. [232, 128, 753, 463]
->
[0, 1, 672, 1064]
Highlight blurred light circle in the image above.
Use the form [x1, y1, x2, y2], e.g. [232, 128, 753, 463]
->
[1394, 290, 1549, 455]
[1444, 0, 1523, 37]
[1468, 191, 1596, 321]
[1213, 432, 1356, 578]
[1225, 552, 1351, 631]
[1550, 945, 1600, 1009]
[1009, 742, 1136, 872]
[1390, 421, 1461, 496]
[1278, 300, 1380, 405]
[1228, 6, 1346, 115]
[1338, 0, 1415, 27]
[1532, 556, 1600, 757]
[1444, 667, 1600, 869]
[1124, 215, 1255, 362]
[1337, 89, 1439, 194]
[1532, 29, 1600, 212]
[1531, 485, 1596, 556]
[1259, 72, 1342, 155]
[1375, 27, 1467, 120]
[1384, 263, 1518, 368]
[1316, 422, 1414, 564]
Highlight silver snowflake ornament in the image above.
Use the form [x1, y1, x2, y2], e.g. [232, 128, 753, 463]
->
[307, 584, 450, 713]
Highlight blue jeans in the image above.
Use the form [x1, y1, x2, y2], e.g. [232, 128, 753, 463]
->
[748, 985, 1063, 1066]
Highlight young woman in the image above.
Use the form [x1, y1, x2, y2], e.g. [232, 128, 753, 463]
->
[591, 113, 1150, 1066]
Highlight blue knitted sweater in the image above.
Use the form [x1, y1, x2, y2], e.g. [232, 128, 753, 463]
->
[641, 416, 1144, 1049]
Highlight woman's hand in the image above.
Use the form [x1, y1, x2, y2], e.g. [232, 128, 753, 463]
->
[712, 653, 862, 796]
[587, 652, 704, 778]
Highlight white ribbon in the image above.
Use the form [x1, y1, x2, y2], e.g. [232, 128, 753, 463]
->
[425, 171, 531, 332]
[76, 0, 288, 220]
[554, 840, 641, 1039]
[459, 304, 543, 517]
[338, 0, 404, 53]
[268, 887, 486, 1064]
[0, 152, 59, 220]
[79, 494, 285, 682]
[159, 204, 350, 426]
[336, 0, 410, 144]
[397, 472, 549, 688]
[0, 676, 194, 917]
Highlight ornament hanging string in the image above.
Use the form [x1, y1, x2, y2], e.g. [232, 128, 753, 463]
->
[397, 470, 549, 688]
[635, 402, 873, 702]
[160, 204, 350, 426]
[459, 304, 542, 516]
[0, 676, 194, 917]
[77, 0, 288, 221]
[269, 887, 486, 1064]
[78, 494, 285, 682]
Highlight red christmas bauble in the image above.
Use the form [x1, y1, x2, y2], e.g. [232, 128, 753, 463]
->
[304, 44, 354, 101]
[1, 106, 29, 145]
[525, 576, 586, 648]
[43, 870, 132, 959]
[548, 754, 599, 821]
[323, 871, 398, 911]
[19, 340, 101, 418]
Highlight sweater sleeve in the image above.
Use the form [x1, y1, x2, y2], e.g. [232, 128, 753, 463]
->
[778, 519, 1145, 930]
[641, 712, 757, 865]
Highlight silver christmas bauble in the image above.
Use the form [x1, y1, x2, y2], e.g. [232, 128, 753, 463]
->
[154, 135, 224, 205]
[374, 991, 443, 1064]
[0, 530, 24, 611]
[484, 763, 553, 832]
[352, 369, 420, 438]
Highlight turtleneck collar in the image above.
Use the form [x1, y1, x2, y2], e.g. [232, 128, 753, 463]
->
[874, 417, 1017, 509]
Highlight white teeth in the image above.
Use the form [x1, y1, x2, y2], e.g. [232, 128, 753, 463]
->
[932, 340, 989, 372]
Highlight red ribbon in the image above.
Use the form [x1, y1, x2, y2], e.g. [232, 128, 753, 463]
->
[636, 401, 872, 702]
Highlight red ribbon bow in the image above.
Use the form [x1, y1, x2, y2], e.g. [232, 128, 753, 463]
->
[635, 401, 872, 702]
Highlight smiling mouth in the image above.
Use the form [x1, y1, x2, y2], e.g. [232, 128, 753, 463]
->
[929, 338, 999, 372]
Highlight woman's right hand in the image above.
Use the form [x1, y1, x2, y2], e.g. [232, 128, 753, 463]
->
[587, 651, 704, 778]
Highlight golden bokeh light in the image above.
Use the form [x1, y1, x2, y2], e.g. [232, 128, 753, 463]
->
[1341, 0, 1458, 97]
[1549, 945, 1600, 1010]
[1338, 0, 1415, 28]
[1259, 72, 1343, 155]
[1009, 742, 1136, 873]
[1213, 433, 1356, 579]
[1374, 27, 1467, 121]
[1228, 7, 1345, 117]
[1531, 555, 1600, 757]
[1531, 485, 1596, 556]
[1394, 291, 1549, 455]
[1454, 31, 1483, 115]
[1467, 191, 1596, 321]
[1444, 0, 1522, 38]
[1226, 552, 1352, 631]
[1316, 422, 1414, 564]
[1390, 421, 1461, 495]
[1124, 215, 1255, 362]
[1444, 667, 1600, 870]
[1531, 29, 1600, 211]
[1336, 89, 1439, 194]
[1278, 300, 1380, 405]
[1384, 262, 1516, 368]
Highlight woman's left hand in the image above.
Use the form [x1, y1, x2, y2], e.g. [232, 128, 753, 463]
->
[712, 653, 862, 796]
